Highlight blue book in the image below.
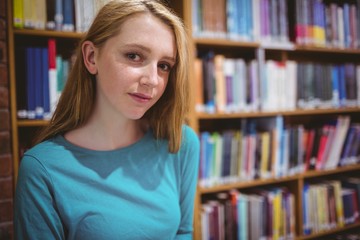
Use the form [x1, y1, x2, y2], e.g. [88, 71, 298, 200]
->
[331, 65, 340, 108]
[41, 47, 50, 119]
[200, 131, 210, 185]
[343, 3, 351, 48]
[226, 0, 238, 39]
[55, 0, 63, 30]
[221, 131, 233, 178]
[34, 47, 44, 119]
[26, 47, 36, 119]
[63, 0, 74, 31]
[237, 194, 248, 240]
[246, 0, 253, 40]
[338, 65, 347, 107]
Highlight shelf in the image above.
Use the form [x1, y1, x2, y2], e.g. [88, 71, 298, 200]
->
[199, 164, 360, 194]
[17, 119, 49, 127]
[196, 107, 360, 119]
[194, 38, 259, 48]
[13, 28, 83, 39]
[298, 222, 360, 240]
[295, 45, 360, 54]
[198, 175, 298, 194]
[302, 164, 360, 179]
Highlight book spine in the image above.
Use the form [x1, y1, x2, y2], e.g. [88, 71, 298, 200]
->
[13, 0, 24, 28]
[63, 0, 75, 31]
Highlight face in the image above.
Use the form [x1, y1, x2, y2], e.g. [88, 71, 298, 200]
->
[83, 13, 176, 120]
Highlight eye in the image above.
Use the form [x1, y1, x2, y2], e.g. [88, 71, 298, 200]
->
[126, 53, 141, 61]
[158, 62, 172, 72]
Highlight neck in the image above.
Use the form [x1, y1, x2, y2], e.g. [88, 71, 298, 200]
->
[64, 115, 148, 151]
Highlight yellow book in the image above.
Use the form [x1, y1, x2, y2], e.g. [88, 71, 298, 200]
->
[13, 0, 24, 28]
[313, 26, 326, 47]
[34, 0, 47, 29]
[272, 190, 281, 240]
[260, 131, 270, 179]
[332, 181, 345, 227]
[23, 0, 34, 28]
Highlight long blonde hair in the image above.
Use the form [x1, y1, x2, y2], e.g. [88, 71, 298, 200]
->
[35, 0, 190, 153]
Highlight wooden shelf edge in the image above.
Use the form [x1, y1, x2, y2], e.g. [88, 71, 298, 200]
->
[198, 175, 299, 194]
[196, 107, 360, 119]
[194, 38, 259, 48]
[17, 119, 49, 127]
[13, 28, 83, 39]
[198, 164, 360, 194]
[192, 37, 360, 54]
[297, 222, 360, 240]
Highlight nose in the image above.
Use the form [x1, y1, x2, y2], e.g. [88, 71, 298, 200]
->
[140, 63, 159, 87]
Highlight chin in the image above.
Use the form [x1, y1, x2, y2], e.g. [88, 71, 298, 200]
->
[126, 111, 146, 120]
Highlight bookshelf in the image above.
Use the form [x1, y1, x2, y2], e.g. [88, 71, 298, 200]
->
[182, 0, 360, 239]
[7, 0, 360, 240]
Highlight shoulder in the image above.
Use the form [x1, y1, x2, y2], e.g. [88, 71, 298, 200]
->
[181, 125, 200, 150]
[21, 136, 69, 170]
[25, 136, 65, 159]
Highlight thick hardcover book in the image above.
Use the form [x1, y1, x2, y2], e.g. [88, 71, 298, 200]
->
[34, 47, 44, 119]
[26, 47, 36, 119]
[13, 0, 24, 28]
[63, 0, 75, 31]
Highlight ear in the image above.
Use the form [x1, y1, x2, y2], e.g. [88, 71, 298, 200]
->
[82, 40, 98, 75]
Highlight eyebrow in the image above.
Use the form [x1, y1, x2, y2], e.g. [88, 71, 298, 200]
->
[124, 43, 176, 64]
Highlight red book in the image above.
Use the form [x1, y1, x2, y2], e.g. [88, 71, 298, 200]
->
[48, 38, 56, 69]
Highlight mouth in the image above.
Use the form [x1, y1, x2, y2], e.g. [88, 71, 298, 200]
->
[129, 92, 152, 102]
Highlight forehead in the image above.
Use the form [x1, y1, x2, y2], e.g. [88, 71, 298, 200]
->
[110, 13, 177, 56]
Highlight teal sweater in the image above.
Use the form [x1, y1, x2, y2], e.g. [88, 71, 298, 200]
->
[14, 125, 200, 240]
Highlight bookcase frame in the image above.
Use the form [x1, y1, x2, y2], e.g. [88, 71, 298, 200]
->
[7, 0, 360, 239]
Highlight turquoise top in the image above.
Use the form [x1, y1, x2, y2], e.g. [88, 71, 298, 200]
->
[14, 125, 200, 240]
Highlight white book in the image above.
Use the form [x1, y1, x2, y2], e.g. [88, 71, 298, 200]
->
[49, 68, 58, 114]
[285, 61, 297, 110]
[324, 116, 351, 169]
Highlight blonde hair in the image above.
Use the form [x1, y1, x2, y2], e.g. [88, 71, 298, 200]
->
[35, 0, 190, 153]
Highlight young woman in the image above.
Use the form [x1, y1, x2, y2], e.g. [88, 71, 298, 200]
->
[14, 1, 200, 239]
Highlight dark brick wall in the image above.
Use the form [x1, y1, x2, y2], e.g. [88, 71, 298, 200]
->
[0, 0, 14, 239]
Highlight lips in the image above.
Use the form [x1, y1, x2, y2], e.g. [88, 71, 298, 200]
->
[129, 92, 152, 103]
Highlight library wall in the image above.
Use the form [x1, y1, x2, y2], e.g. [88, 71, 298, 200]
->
[0, 0, 14, 239]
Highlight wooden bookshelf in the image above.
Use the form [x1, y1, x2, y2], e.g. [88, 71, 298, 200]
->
[181, 0, 360, 239]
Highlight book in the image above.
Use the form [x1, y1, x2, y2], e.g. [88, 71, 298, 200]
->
[46, 0, 55, 30]
[23, 0, 35, 28]
[13, 0, 24, 28]
[26, 47, 36, 119]
[48, 38, 57, 114]
[34, 47, 44, 119]
[34, 0, 46, 29]
[194, 58, 204, 112]
[214, 54, 226, 112]
[41, 47, 51, 119]
[324, 116, 351, 169]
[63, 0, 75, 31]
[54, 0, 63, 30]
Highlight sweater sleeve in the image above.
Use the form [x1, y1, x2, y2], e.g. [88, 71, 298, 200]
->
[175, 126, 200, 239]
[14, 154, 65, 240]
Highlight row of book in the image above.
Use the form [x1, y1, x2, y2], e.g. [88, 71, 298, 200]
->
[198, 115, 359, 188]
[192, 0, 291, 46]
[303, 178, 360, 235]
[195, 54, 360, 114]
[17, 39, 71, 120]
[13, 0, 111, 32]
[201, 178, 360, 239]
[201, 187, 295, 240]
[295, 0, 360, 48]
[192, 0, 360, 49]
